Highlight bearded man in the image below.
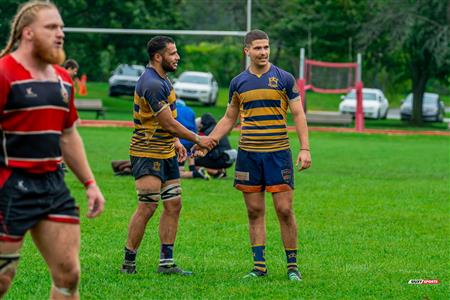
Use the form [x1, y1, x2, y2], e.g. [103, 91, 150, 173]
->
[0, 1, 105, 299]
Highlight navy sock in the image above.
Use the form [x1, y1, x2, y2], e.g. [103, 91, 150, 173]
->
[124, 247, 136, 265]
[252, 245, 267, 273]
[160, 244, 174, 267]
[189, 165, 195, 172]
[285, 248, 298, 270]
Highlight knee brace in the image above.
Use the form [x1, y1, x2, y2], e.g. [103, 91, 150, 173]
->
[160, 183, 182, 201]
[138, 192, 161, 203]
[0, 253, 19, 274]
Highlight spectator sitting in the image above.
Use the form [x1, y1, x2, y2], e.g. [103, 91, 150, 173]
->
[195, 113, 237, 178]
[175, 99, 209, 180]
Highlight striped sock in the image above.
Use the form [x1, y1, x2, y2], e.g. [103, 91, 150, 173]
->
[252, 245, 267, 273]
[159, 244, 174, 267]
[285, 248, 298, 270]
[124, 247, 136, 266]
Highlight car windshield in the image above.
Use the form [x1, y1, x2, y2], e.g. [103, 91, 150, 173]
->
[115, 65, 143, 76]
[346, 92, 377, 101]
[405, 93, 437, 104]
[178, 74, 209, 84]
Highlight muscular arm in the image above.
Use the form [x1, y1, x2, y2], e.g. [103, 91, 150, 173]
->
[156, 107, 215, 149]
[60, 127, 105, 217]
[60, 127, 95, 183]
[289, 99, 311, 170]
[208, 101, 240, 141]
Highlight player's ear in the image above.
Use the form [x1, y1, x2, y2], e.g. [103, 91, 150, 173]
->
[243, 47, 250, 56]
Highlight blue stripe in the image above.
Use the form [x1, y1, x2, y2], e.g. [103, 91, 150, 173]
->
[242, 132, 287, 137]
[243, 100, 281, 110]
[134, 104, 140, 112]
[133, 118, 142, 125]
[170, 103, 176, 111]
[241, 125, 286, 130]
[244, 115, 284, 122]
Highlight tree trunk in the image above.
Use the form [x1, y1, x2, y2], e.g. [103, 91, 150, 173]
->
[409, 54, 430, 126]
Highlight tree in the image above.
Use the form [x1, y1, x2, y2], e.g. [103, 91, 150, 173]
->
[359, 0, 450, 125]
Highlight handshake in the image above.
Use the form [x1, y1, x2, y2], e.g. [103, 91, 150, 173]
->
[192, 134, 216, 158]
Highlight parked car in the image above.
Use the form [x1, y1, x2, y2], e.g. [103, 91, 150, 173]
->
[173, 71, 218, 106]
[339, 88, 389, 119]
[400, 92, 445, 122]
[108, 64, 145, 97]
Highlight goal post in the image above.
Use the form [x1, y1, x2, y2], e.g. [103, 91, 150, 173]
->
[298, 48, 364, 131]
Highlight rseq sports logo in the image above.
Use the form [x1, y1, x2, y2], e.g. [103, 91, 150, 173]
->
[408, 279, 440, 285]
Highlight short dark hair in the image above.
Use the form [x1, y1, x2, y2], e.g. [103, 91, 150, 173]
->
[147, 36, 175, 61]
[63, 59, 79, 70]
[244, 30, 269, 47]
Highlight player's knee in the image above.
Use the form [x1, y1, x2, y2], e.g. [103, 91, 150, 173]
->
[161, 183, 182, 202]
[0, 274, 14, 295]
[52, 264, 80, 294]
[164, 199, 182, 215]
[275, 206, 294, 220]
[247, 207, 264, 220]
[0, 253, 19, 295]
[137, 202, 158, 219]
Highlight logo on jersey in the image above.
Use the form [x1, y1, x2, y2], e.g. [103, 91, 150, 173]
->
[25, 88, 38, 98]
[152, 161, 161, 172]
[268, 76, 278, 88]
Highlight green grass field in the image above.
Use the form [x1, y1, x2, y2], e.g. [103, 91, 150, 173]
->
[6, 128, 449, 299]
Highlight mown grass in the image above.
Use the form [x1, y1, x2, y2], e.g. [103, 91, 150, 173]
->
[6, 128, 449, 299]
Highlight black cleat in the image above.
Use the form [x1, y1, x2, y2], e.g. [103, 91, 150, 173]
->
[121, 263, 136, 274]
[157, 264, 193, 276]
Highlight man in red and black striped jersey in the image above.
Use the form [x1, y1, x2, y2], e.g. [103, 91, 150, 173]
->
[121, 36, 216, 276]
[0, 1, 105, 299]
[193, 30, 311, 281]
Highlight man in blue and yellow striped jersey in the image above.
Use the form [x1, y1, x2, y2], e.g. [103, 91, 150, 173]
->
[121, 36, 216, 275]
[194, 30, 311, 281]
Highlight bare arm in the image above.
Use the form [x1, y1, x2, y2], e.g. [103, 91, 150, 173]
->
[60, 127, 105, 217]
[209, 101, 240, 141]
[289, 99, 311, 171]
[156, 107, 216, 149]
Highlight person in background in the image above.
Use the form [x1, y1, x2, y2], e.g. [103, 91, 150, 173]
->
[195, 113, 237, 179]
[63, 58, 79, 80]
[175, 99, 209, 180]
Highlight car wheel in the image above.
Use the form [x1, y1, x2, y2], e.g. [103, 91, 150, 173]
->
[381, 108, 388, 119]
[109, 89, 117, 97]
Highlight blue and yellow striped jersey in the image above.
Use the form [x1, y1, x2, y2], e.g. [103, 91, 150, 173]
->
[129, 67, 177, 159]
[229, 64, 300, 152]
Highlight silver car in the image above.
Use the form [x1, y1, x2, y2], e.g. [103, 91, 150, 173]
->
[173, 71, 219, 106]
[108, 64, 145, 97]
[400, 93, 445, 122]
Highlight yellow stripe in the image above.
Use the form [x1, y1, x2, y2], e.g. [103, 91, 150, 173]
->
[240, 89, 288, 103]
[242, 119, 286, 127]
[242, 128, 287, 135]
[241, 107, 286, 118]
[252, 244, 266, 247]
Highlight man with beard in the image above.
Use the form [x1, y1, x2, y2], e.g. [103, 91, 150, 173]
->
[0, 1, 105, 299]
[121, 36, 216, 275]
[193, 30, 311, 281]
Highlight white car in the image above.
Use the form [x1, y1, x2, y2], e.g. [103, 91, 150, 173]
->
[173, 71, 218, 106]
[339, 88, 389, 119]
[108, 64, 145, 97]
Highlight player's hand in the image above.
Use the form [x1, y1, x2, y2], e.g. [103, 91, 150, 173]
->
[296, 149, 311, 171]
[85, 185, 105, 218]
[197, 136, 217, 151]
[190, 144, 208, 157]
[175, 141, 187, 162]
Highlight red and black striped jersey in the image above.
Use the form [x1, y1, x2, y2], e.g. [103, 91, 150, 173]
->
[0, 54, 79, 173]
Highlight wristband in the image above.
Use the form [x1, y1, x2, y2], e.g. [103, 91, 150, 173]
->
[83, 179, 96, 189]
[300, 148, 310, 151]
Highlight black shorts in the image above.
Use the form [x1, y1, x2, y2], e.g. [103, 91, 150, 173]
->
[130, 155, 180, 183]
[0, 168, 79, 242]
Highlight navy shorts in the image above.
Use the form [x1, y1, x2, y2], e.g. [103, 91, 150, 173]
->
[130, 155, 180, 183]
[234, 149, 294, 193]
[0, 168, 79, 242]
